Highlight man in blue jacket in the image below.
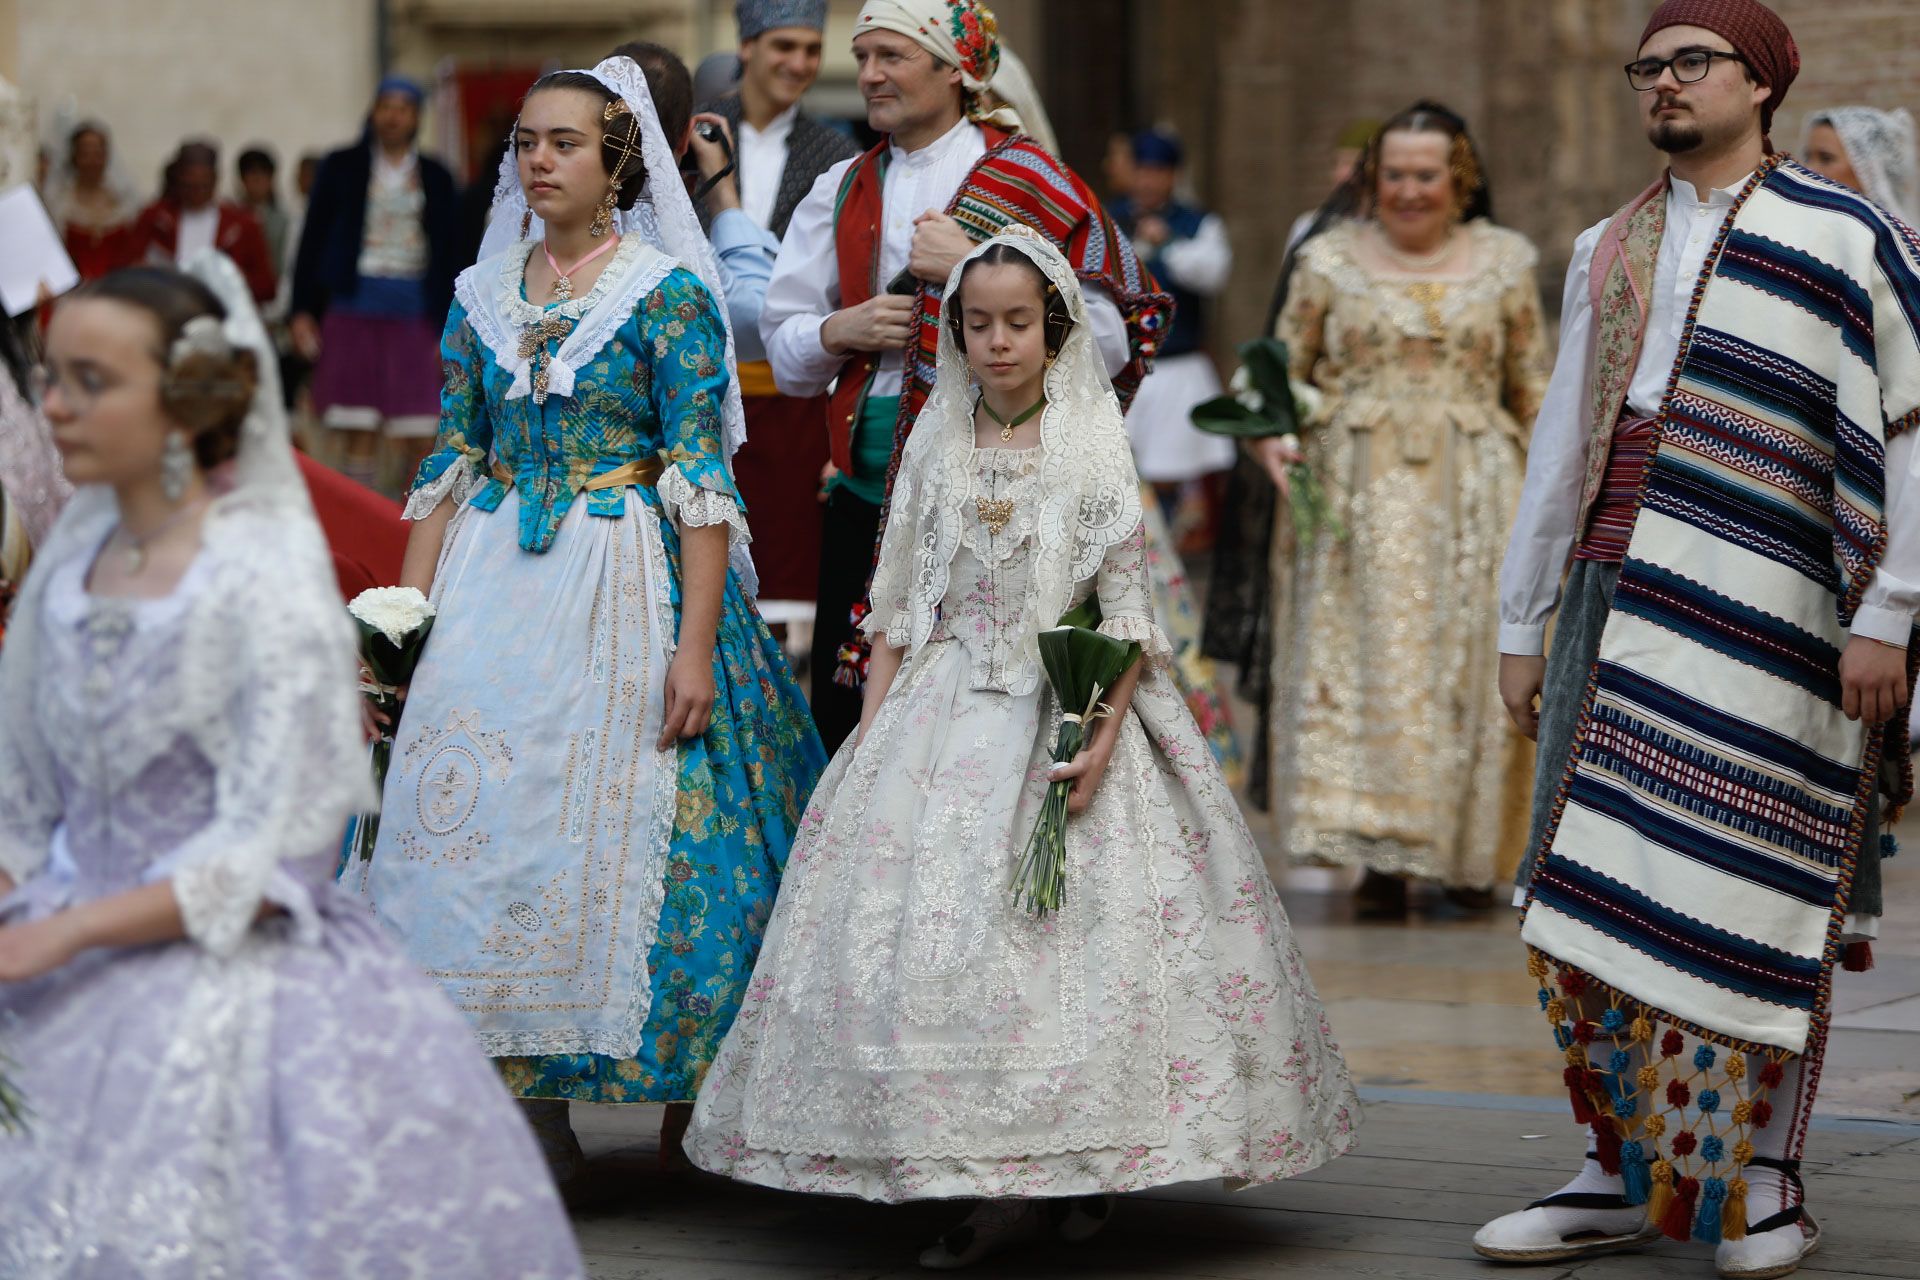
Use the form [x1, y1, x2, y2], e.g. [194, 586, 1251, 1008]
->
[291, 76, 460, 494]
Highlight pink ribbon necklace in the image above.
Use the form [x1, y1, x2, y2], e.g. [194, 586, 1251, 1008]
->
[543, 233, 619, 302]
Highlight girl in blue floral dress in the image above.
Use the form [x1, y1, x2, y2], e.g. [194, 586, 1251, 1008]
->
[356, 58, 825, 1184]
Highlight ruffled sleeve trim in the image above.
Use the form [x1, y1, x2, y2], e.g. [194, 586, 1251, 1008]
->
[0, 833, 42, 885]
[658, 463, 751, 552]
[171, 858, 323, 957]
[1097, 613, 1173, 669]
[404, 451, 484, 521]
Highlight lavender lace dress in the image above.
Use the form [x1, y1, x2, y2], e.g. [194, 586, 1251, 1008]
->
[0, 552, 583, 1278]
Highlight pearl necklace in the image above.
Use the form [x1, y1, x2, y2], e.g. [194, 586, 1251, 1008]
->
[113, 498, 209, 573]
[1374, 224, 1458, 272]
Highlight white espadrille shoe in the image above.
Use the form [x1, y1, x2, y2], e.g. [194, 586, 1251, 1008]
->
[1716, 1209, 1820, 1279]
[1472, 1191, 1664, 1263]
[917, 1200, 1046, 1270]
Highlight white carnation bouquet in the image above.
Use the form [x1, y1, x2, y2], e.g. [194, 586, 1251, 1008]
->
[347, 587, 436, 862]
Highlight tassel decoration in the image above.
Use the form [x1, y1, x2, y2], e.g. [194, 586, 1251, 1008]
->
[1660, 1175, 1701, 1242]
[1646, 1159, 1676, 1226]
[1593, 1120, 1624, 1176]
[1620, 1139, 1651, 1205]
[1564, 1066, 1598, 1125]
[1722, 1176, 1749, 1242]
[1842, 940, 1874, 972]
[1694, 1176, 1728, 1244]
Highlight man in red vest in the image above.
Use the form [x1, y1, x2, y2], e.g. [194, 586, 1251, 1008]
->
[761, 0, 1169, 750]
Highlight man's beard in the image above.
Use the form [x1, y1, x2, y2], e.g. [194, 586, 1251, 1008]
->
[1649, 117, 1704, 153]
[1647, 98, 1703, 153]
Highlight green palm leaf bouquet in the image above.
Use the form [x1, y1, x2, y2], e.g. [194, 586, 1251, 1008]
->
[1011, 599, 1142, 917]
[0, 1042, 24, 1133]
[1190, 336, 1344, 548]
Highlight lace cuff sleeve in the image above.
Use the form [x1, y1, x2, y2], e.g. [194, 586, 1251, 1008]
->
[403, 451, 483, 521]
[1097, 613, 1173, 667]
[658, 463, 751, 552]
[172, 858, 321, 957]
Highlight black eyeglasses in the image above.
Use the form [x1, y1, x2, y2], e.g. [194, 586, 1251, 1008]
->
[1624, 49, 1748, 91]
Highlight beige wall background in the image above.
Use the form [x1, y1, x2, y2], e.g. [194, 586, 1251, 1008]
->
[7, 0, 377, 199]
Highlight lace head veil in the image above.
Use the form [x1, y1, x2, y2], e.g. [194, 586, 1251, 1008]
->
[29, 248, 328, 577]
[867, 229, 1142, 694]
[476, 56, 754, 591]
[1804, 106, 1920, 223]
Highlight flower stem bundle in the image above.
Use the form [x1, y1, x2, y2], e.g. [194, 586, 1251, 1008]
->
[1190, 335, 1344, 549]
[1011, 602, 1140, 917]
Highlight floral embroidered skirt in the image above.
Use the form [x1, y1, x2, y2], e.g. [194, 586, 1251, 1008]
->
[684, 640, 1359, 1200]
[358, 488, 826, 1103]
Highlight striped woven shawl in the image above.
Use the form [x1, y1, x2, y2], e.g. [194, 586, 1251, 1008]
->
[1523, 156, 1920, 1059]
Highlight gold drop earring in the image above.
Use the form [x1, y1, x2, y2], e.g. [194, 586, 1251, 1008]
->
[590, 185, 617, 239]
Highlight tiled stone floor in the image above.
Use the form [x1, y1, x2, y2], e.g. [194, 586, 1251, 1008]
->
[564, 819, 1918, 1276]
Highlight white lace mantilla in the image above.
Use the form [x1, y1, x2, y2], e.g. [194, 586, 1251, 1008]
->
[867, 233, 1143, 695]
[0, 250, 373, 940]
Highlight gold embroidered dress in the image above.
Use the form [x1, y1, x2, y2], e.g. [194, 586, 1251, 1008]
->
[1272, 219, 1547, 889]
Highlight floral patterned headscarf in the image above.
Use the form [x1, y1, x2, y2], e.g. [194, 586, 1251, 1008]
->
[855, 0, 1000, 95]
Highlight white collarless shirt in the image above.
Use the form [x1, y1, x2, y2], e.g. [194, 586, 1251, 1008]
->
[760, 117, 1132, 398]
[738, 104, 798, 234]
[1498, 174, 1920, 653]
[175, 205, 219, 263]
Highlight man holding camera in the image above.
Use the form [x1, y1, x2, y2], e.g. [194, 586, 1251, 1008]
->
[692, 1, 860, 627]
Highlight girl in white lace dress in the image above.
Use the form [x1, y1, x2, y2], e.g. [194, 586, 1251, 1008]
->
[684, 232, 1360, 1269]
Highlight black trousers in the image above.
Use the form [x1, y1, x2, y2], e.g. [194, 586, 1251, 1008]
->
[809, 489, 883, 755]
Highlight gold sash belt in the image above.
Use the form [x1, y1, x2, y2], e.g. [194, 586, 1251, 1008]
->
[583, 455, 667, 491]
[736, 359, 780, 399]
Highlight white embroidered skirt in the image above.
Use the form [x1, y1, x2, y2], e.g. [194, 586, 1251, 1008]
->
[684, 639, 1360, 1201]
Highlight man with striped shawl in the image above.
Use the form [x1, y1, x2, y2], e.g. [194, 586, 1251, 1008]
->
[1484, 3, 1920, 1277]
[758, 0, 1168, 751]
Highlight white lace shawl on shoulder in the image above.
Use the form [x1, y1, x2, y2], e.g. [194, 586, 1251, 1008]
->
[865, 231, 1143, 696]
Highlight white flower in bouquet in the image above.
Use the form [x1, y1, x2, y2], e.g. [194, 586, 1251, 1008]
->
[1292, 382, 1325, 424]
[348, 587, 436, 647]
[1229, 364, 1266, 414]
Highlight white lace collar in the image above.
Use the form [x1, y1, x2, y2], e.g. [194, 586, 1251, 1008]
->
[455, 233, 675, 405]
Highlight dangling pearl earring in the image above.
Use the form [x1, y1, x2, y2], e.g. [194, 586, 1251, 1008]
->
[161, 429, 194, 503]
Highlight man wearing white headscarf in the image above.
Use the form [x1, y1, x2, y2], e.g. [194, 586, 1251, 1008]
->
[1801, 105, 1919, 223]
[761, 0, 1172, 751]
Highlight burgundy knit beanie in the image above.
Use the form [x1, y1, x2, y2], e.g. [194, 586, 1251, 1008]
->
[1640, 0, 1800, 133]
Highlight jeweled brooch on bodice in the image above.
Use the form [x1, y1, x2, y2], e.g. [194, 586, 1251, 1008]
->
[975, 496, 1016, 536]
[518, 315, 576, 404]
